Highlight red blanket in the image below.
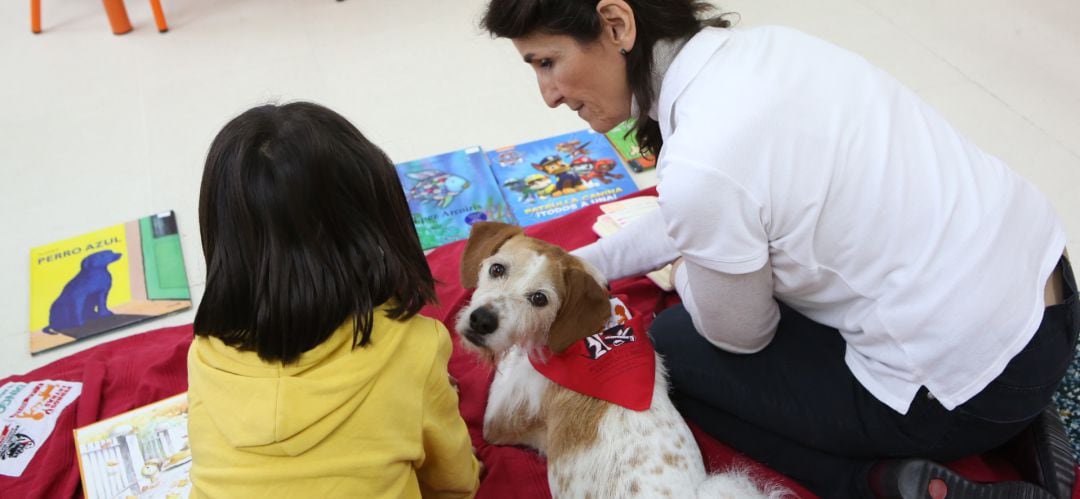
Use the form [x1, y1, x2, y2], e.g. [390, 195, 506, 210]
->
[1, 188, 1075, 498]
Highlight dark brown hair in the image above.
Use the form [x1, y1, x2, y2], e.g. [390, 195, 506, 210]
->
[481, 0, 731, 155]
[195, 102, 435, 364]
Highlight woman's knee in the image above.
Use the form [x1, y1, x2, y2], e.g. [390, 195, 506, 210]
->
[649, 304, 699, 357]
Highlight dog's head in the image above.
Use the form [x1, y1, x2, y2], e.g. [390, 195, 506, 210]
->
[82, 250, 122, 269]
[456, 222, 610, 360]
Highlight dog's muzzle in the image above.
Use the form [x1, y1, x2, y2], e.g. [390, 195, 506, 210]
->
[464, 306, 499, 345]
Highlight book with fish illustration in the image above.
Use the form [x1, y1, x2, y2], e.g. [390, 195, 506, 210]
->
[395, 146, 515, 250]
[604, 119, 656, 173]
[74, 393, 191, 499]
[28, 212, 192, 354]
[487, 129, 639, 227]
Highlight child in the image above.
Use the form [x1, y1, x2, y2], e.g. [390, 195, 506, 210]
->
[187, 102, 481, 498]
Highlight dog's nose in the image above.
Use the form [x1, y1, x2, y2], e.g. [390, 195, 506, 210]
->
[469, 307, 498, 336]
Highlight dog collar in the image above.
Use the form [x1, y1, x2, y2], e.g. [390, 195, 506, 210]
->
[529, 296, 655, 411]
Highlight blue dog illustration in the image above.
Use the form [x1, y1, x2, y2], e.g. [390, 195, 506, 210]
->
[43, 250, 122, 334]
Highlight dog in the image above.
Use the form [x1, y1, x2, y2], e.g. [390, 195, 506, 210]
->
[456, 222, 783, 498]
[44, 249, 122, 334]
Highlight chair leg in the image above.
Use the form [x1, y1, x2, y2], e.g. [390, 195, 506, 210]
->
[148, 0, 167, 32]
[101, 0, 132, 34]
[31, 0, 42, 33]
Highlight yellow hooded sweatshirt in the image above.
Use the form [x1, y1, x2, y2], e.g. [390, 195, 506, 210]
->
[186, 306, 480, 498]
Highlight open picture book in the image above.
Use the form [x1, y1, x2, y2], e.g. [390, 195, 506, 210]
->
[74, 392, 191, 499]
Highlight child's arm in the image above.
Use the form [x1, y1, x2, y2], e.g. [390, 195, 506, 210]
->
[416, 322, 482, 498]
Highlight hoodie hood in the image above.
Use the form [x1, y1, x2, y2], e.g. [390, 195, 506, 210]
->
[188, 307, 409, 457]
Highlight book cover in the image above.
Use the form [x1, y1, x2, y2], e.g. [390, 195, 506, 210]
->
[74, 393, 190, 499]
[28, 211, 192, 354]
[604, 119, 656, 173]
[487, 129, 639, 227]
[396, 146, 515, 250]
[0, 380, 82, 478]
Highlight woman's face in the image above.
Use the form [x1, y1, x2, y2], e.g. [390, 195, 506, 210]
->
[512, 32, 631, 133]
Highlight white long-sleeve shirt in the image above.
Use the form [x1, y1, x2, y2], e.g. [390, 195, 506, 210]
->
[576, 26, 1066, 415]
[572, 210, 779, 353]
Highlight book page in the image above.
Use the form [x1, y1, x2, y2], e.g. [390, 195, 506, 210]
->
[74, 393, 190, 499]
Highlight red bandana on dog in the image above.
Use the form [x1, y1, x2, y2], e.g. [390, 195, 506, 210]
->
[529, 296, 655, 411]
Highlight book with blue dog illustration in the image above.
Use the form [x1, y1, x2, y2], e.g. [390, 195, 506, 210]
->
[486, 129, 639, 227]
[395, 146, 515, 250]
[28, 211, 192, 354]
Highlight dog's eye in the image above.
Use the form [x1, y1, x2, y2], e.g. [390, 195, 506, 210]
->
[528, 291, 548, 307]
[489, 263, 506, 278]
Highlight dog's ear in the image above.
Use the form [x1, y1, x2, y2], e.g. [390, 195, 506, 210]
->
[460, 222, 524, 289]
[547, 265, 610, 353]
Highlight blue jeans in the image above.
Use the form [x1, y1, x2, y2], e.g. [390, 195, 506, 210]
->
[651, 257, 1079, 498]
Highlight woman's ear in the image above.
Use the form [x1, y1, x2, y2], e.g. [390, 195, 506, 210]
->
[460, 222, 523, 289]
[596, 0, 637, 53]
[547, 265, 610, 353]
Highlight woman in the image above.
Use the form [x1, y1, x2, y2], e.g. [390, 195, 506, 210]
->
[481, 0, 1077, 497]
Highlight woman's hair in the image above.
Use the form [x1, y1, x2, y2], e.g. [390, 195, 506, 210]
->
[195, 102, 435, 364]
[480, 0, 730, 155]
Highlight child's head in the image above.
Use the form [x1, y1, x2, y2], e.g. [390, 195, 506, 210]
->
[195, 102, 435, 364]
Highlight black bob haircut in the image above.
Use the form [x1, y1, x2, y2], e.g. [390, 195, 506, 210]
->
[480, 0, 731, 156]
[195, 102, 435, 364]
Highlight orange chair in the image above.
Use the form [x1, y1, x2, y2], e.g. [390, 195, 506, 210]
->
[31, 0, 168, 34]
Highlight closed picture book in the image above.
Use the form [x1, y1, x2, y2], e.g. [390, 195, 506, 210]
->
[74, 393, 190, 499]
[28, 211, 192, 354]
[487, 129, 639, 227]
[395, 146, 515, 250]
[604, 119, 656, 173]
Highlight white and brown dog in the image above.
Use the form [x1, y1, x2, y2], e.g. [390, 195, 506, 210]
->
[456, 222, 784, 498]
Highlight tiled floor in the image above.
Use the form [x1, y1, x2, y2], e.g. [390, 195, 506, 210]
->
[2, 0, 1077, 382]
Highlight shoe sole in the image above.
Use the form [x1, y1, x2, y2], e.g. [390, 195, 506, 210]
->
[891, 459, 1056, 499]
[1032, 404, 1077, 498]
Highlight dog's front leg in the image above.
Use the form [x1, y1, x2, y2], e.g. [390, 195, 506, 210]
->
[92, 289, 113, 317]
[483, 347, 546, 449]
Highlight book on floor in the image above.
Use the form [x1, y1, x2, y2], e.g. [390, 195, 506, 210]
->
[486, 129, 639, 227]
[28, 211, 192, 354]
[0, 380, 82, 478]
[604, 119, 656, 173]
[73, 392, 190, 499]
[395, 146, 516, 250]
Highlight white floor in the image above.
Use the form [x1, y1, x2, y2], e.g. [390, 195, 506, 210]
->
[1, 0, 1077, 377]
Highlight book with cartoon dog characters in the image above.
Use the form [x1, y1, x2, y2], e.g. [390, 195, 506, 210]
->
[73, 392, 191, 499]
[395, 146, 516, 250]
[486, 129, 639, 227]
[28, 212, 192, 354]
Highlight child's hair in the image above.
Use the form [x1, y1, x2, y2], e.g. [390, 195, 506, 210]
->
[194, 102, 436, 364]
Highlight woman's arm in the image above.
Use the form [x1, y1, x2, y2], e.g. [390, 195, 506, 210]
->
[672, 257, 779, 353]
[571, 208, 681, 281]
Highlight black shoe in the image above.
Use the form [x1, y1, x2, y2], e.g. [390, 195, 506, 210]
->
[868, 459, 1056, 499]
[1009, 403, 1077, 498]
